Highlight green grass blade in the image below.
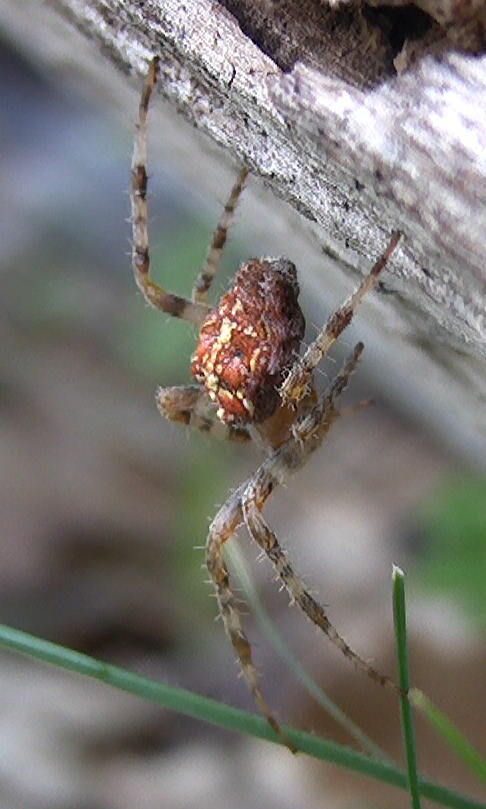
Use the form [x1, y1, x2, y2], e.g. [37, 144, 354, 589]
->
[0, 622, 483, 809]
[227, 541, 392, 763]
[411, 689, 486, 781]
[393, 565, 422, 809]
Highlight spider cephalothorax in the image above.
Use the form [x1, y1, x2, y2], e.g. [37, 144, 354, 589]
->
[192, 259, 305, 424]
[131, 56, 403, 751]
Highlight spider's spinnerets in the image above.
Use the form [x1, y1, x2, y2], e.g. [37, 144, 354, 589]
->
[191, 259, 305, 424]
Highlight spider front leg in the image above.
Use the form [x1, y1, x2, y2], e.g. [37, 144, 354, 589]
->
[281, 231, 402, 406]
[157, 385, 251, 443]
[131, 57, 209, 327]
[243, 346, 401, 695]
[206, 487, 297, 752]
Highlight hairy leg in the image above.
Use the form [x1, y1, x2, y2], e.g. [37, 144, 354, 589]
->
[244, 345, 401, 694]
[131, 56, 209, 326]
[206, 486, 296, 751]
[205, 347, 397, 751]
[281, 231, 402, 406]
[192, 168, 249, 304]
[242, 495, 398, 694]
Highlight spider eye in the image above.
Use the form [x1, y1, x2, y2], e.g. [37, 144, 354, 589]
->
[233, 348, 244, 360]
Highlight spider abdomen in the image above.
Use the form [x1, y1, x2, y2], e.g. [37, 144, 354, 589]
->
[192, 259, 305, 424]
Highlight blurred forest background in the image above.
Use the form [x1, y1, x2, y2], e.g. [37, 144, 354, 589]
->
[0, 31, 484, 809]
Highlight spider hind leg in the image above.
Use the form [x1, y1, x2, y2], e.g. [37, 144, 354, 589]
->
[192, 168, 249, 304]
[131, 57, 209, 327]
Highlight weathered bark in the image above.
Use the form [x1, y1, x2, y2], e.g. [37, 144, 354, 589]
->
[0, 0, 485, 466]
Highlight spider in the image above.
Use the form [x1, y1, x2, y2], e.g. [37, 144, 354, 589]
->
[131, 57, 403, 751]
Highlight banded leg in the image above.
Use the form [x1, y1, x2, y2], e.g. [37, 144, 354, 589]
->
[242, 497, 398, 694]
[206, 487, 297, 751]
[131, 56, 209, 326]
[157, 385, 251, 443]
[206, 348, 396, 751]
[280, 231, 402, 406]
[192, 167, 249, 304]
[243, 346, 401, 694]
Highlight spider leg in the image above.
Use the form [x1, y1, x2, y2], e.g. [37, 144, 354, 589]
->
[242, 497, 398, 694]
[243, 345, 401, 695]
[192, 168, 249, 304]
[131, 57, 209, 326]
[206, 486, 297, 752]
[280, 231, 402, 406]
[157, 385, 251, 443]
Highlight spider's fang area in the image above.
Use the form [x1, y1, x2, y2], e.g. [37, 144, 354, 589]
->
[192, 259, 305, 424]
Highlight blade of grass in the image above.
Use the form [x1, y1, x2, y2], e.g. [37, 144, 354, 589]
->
[393, 565, 421, 809]
[411, 689, 486, 782]
[0, 622, 483, 809]
[227, 541, 393, 763]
